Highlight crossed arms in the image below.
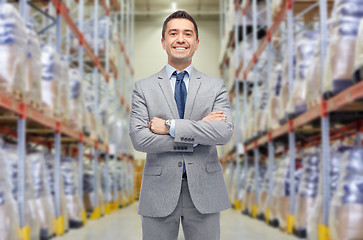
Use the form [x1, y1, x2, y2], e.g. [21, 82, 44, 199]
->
[129, 80, 234, 154]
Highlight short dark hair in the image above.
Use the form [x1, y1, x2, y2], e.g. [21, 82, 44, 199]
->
[162, 10, 199, 40]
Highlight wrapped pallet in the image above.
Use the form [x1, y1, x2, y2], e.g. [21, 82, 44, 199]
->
[60, 157, 84, 228]
[305, 45, 322, 108]
[323, 0, 363, 97]
[329, 147, 363, 240]
[353, 18, 363, 81]
[294, 153, 320, 238]
[59, 57, 70, 122]
[287, 31, 318, 118]
[278, 53, 296, 124]
[0, 145, 20, 240]
[41, 45, 61, 116]
[242, 168, 255, 214]
[267, 158, 283, 227]
[28, 152, 57, 239]
[3, 145, 41, 240]
[83, 82, 98, 139]
[258, 164, 275, 221]
[267, 63, 283, 130]
[83, 162, 105, 214]
[44, 154, 69, 232]
[274, 155, 302, 231]
[236, 166, 249, 207]
[0, 3, 27, 96]
[100, 161, 116, 206]
[25, 23, 42, 107]
[307, 145, 350, 240]
[69, 68, 82, 131]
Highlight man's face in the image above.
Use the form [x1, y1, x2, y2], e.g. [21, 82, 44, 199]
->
[161, 18, 199, 66]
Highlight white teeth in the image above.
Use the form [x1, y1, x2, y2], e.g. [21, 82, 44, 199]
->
[175, 47, 186, 50]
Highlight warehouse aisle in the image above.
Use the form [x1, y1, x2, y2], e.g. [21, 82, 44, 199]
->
[55, 202, 297, 240]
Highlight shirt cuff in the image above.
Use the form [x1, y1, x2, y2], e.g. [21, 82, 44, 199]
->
[169, 119, 176, 137]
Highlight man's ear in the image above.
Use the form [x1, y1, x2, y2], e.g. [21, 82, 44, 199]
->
[195, 39, 200, 51]
[161, 38, 166, 50]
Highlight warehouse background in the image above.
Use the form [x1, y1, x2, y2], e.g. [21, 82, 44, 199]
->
[0, 0, 363, 239]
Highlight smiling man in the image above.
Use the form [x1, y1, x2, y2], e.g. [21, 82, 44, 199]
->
[129, 10, 234, 240]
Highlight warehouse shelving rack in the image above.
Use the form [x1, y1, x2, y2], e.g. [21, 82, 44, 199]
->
[0, 0, 135, 238]
[220, 0, 363, 239]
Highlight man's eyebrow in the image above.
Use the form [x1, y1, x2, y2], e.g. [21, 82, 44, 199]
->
[168, 29, 194, 33]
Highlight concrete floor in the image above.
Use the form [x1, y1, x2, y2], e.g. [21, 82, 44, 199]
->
[55, 202, 298, 240]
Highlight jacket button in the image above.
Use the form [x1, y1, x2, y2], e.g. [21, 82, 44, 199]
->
[178, 162, 183, 167]
[181, 137, 184, 141]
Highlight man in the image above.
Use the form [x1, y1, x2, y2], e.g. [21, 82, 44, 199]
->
[129, 10, 233, 240]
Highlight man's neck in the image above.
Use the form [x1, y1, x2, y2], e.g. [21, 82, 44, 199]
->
[168, 60, 192, 71]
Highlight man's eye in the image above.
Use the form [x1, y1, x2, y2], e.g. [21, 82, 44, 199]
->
[170, 32, 176, 36]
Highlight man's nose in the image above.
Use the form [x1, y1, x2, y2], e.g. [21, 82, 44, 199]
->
[176, 33, 185, 43]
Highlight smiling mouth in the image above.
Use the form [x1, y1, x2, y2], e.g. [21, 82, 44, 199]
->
[173, 47, 188, 50]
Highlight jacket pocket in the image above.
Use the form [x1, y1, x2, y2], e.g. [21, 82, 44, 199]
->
[143, 166, 162, 176]
[206, 162, 223, 173]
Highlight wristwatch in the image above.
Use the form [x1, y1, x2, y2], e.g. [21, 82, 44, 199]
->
[165, 119, 172, 134]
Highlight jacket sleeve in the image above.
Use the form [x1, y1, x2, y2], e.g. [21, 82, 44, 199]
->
[129, 81, 193, 153]
[174, 81, 234, 146]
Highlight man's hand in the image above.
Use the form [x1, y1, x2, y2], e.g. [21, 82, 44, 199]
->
[148, 117, 168, 135]
[202, 111, 227, 121]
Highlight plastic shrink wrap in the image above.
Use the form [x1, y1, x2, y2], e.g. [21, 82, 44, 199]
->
[236, 166, 249, 204]
[28, 152, 57, 239]
[100, 161, 116, 204]
[244, 99, 254, 141]
[0, 144, 20, 240]
[3, 145, 41, 240]
[69, 68, 82, 130]
[257, 85, 269, 135]
[329, 147, 363, 240]
[59, 57, 70, 121]
[25, 23, 42, 106]
[267, 158, 282, 226]
[278, 53, 296, 124]
[242, 168, 255, 213]
[307, 145, 350, 240]
[258, 164, 275, 220]
[267, 63, 283, 130]
[82, 82, 98, 139]
[294, 153, 320, 237]
[0, 3, 26, 95]
[83, 162, 105, 214]
[44, 154, 69, 232]
[353, 18, 363, 81]
[323, 0, 363, 97]
[60, 157, 84, 228]
[118, 162, 128, 205]
[287, 31, 318, 118]
[305, 45, 322, 108]
[228, 162, 238, 204]
[83, 17, 112, 52]
[41, 45, 61, 116]
[274, 155, 302, 230]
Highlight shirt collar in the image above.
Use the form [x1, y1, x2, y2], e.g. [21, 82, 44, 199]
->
[166, 63, 194, 80]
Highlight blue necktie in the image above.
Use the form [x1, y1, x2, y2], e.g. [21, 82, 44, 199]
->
[174, 71, 187, 119]
[174, 71, 187, 175]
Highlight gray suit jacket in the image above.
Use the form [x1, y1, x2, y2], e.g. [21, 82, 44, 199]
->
[129, 67, 234, 217]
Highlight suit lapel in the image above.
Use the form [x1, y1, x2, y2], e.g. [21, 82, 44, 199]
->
[157, 67, 180, 119]
[184, 68, 202, 119]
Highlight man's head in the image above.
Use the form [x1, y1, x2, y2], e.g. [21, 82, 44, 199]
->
[161, 11, 199, 70]
[162, 11, 198, 40]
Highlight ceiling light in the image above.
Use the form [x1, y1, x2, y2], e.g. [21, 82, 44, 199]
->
[171, 2, 177, 11]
